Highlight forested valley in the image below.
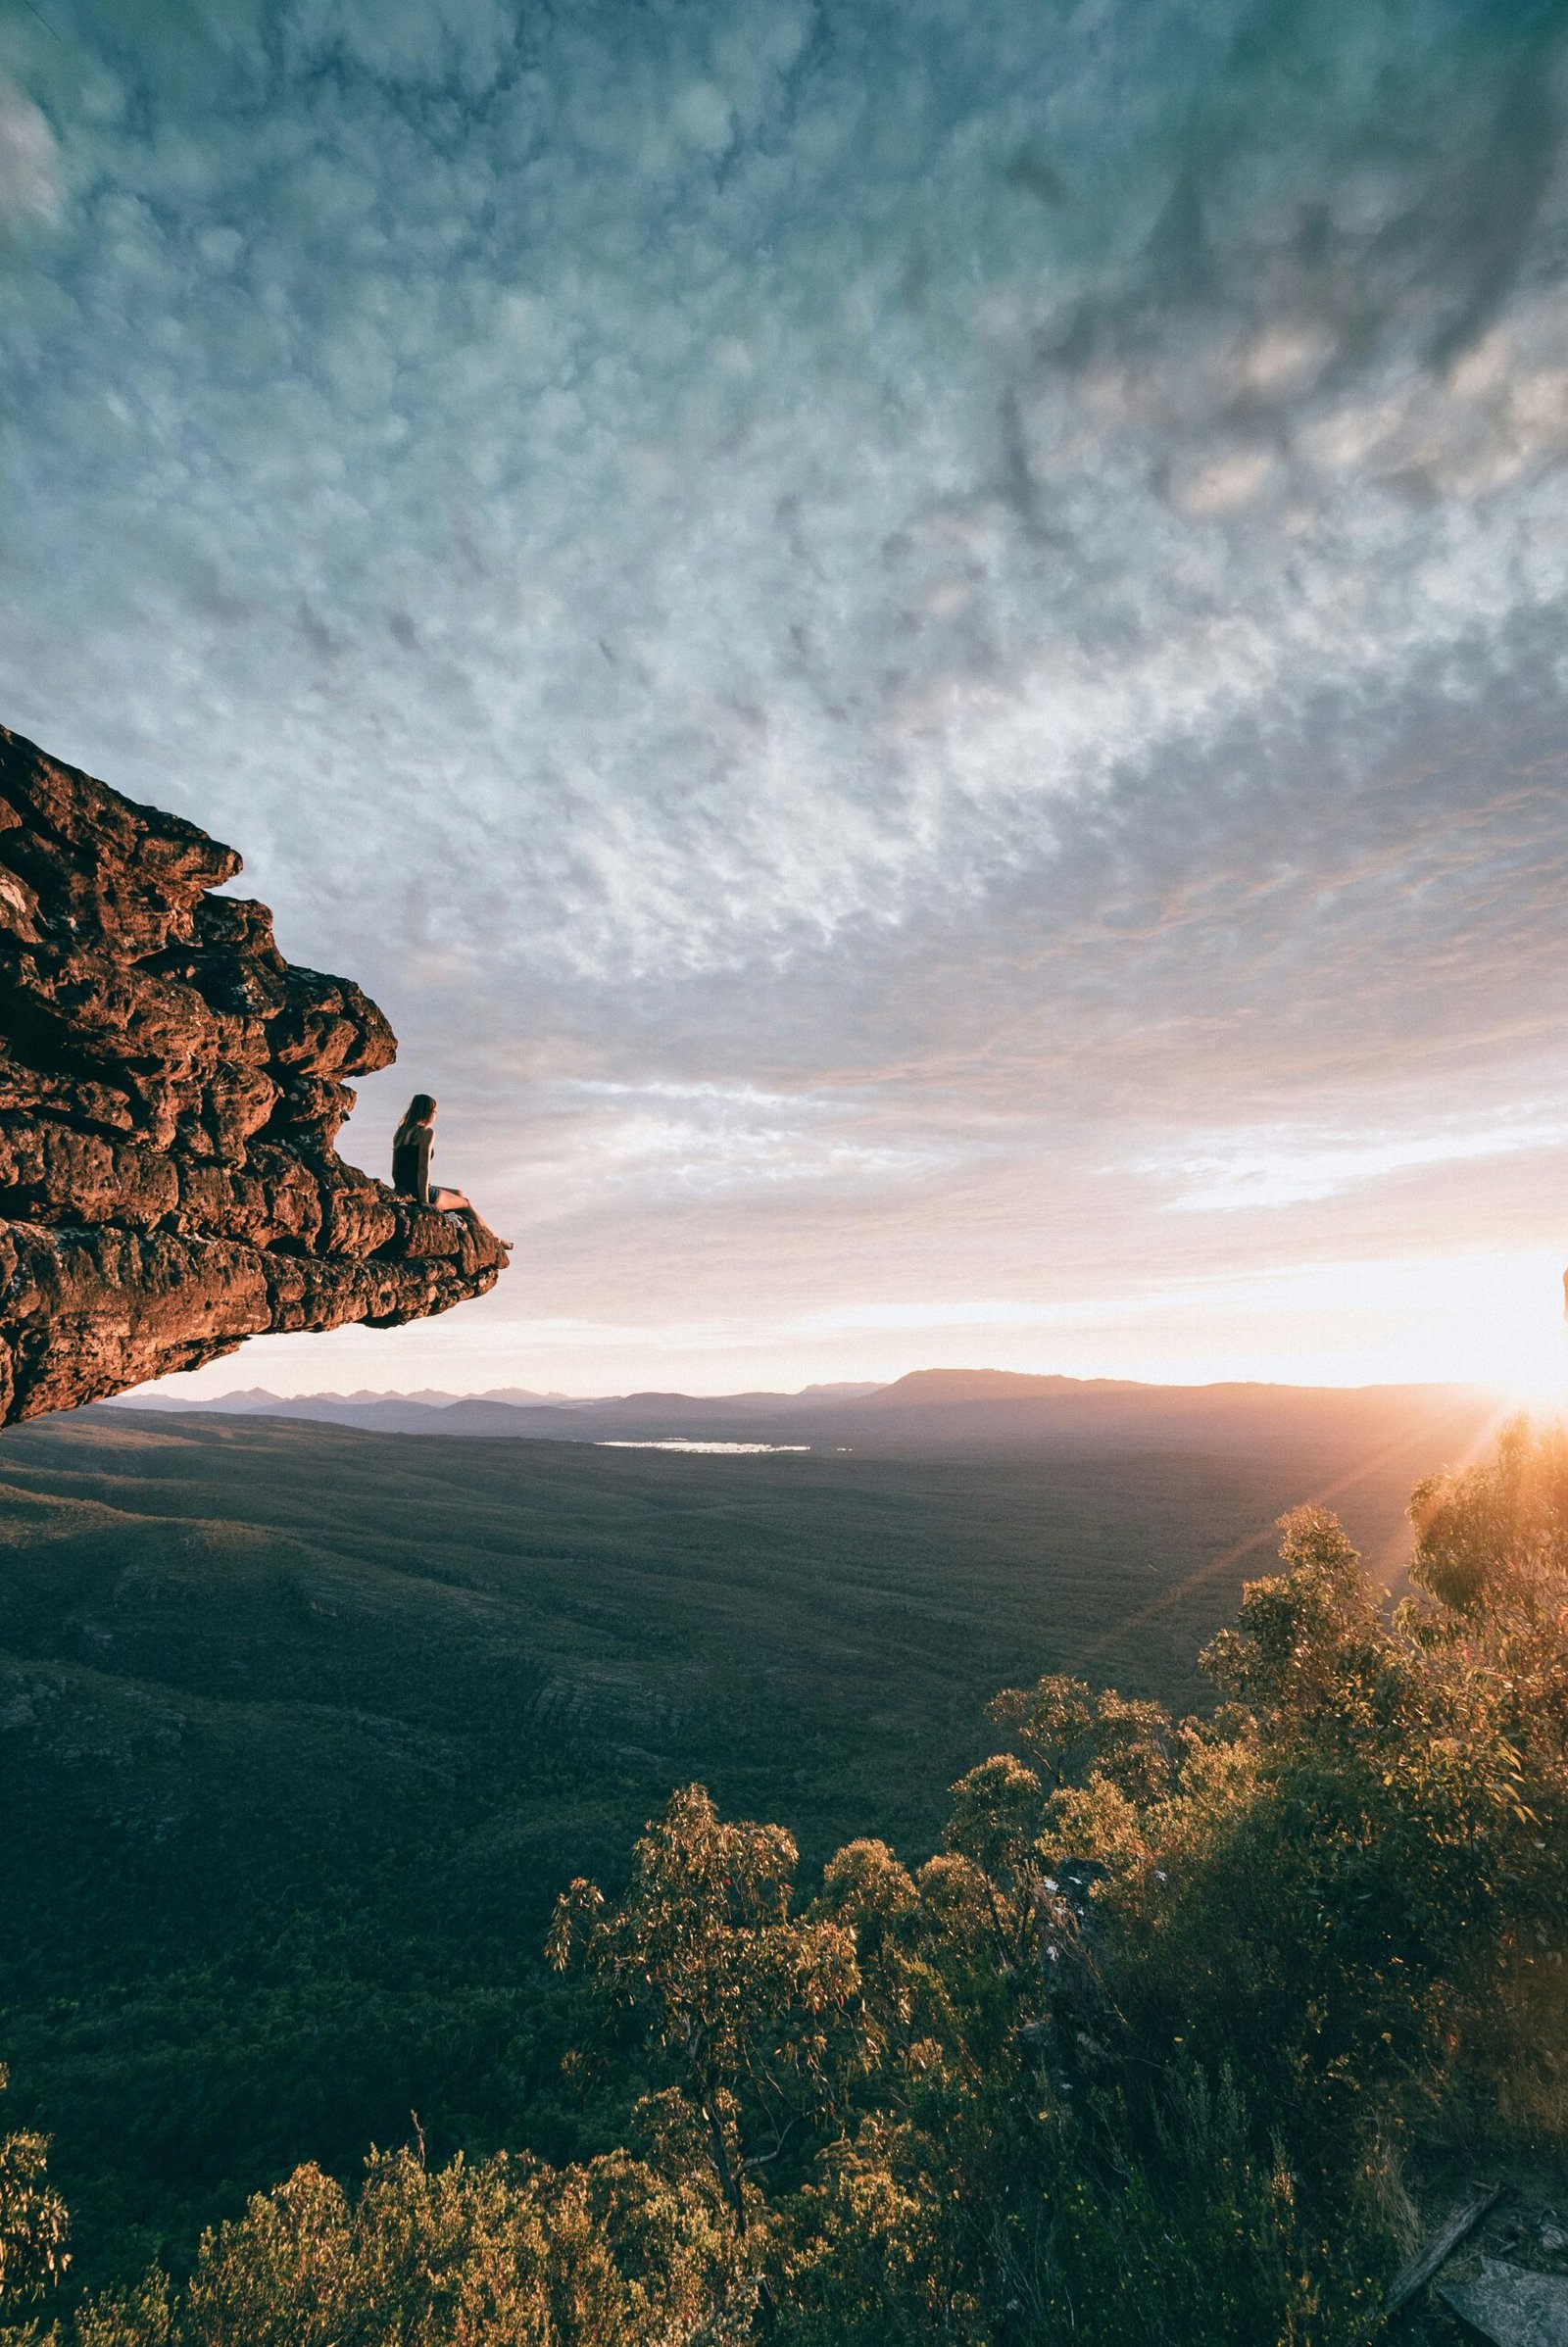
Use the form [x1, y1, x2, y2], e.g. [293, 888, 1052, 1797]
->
[1, 1410, 1565, 2342]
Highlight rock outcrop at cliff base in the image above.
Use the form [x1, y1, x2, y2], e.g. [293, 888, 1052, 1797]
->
[0, 723, 508, 1425]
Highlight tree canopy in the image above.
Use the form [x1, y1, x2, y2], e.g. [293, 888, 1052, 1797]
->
[9, 1421, 1568, 2345]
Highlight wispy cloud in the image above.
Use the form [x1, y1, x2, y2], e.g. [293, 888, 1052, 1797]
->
[1138, 1113, 1568, 1212]
[4, 0, 1568, 1389]
[0, 73, 58, 229]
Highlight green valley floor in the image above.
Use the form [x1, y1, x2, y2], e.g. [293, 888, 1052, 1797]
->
[0, 1398, 1498, 2288]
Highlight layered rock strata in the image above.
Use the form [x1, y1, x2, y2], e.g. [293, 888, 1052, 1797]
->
[0, 724, 507, 1425]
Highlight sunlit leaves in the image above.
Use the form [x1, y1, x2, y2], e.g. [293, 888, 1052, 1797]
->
[547, 1785, 859, 2238]
[72, 2145, 746, 2347]
[0, 2066, 69, 2314]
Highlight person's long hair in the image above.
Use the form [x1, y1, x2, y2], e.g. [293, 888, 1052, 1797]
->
[394, 1094, 437, 1148]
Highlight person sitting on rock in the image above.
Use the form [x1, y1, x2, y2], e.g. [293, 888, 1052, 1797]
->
[392, 1094, 470, 1212]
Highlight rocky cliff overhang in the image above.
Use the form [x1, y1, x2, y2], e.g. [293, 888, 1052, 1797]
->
[0, 724, 508, 1424]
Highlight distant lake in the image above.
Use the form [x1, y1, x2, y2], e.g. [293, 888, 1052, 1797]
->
[595, 1439, 811, 1454]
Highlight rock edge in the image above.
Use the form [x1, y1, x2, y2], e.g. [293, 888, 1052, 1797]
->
[0, 723, 507, 1424]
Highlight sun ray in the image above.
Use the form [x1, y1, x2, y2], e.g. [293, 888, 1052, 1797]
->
[1071, 1395, 1515, 1678]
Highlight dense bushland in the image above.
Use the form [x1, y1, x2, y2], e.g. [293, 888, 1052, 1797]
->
[2, 1406, 1438, 2277]
[6, 1419, 1567, 2344]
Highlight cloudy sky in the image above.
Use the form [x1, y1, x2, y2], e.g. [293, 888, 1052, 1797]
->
[5, 0, 1568, 1396]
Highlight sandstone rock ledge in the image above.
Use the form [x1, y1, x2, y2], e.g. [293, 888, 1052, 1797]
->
[0, 724, 508, 1426]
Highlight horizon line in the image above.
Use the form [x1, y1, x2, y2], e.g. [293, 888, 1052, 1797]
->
[105, 1363, 1517, 1411]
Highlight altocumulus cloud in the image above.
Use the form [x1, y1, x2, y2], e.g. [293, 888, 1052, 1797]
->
[4, 0, 1568, 1386]
[0, 73, 58, 227]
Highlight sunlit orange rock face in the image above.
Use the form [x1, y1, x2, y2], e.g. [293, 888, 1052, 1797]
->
[0, 723, 507, 1425]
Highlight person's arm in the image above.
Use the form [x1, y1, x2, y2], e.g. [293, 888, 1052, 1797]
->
[415, 1126, 432, 1205]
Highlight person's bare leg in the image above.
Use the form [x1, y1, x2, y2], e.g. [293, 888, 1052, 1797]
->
[429, 1186, 470, 1211]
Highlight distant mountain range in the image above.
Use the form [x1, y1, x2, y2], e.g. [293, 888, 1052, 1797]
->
[104, 1366, 1504, 1461]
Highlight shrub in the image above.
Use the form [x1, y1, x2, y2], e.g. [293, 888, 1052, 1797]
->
[21, 1422, 1568, 2345]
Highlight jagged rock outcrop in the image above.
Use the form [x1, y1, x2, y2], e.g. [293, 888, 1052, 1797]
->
[0, 723, 508, 1425]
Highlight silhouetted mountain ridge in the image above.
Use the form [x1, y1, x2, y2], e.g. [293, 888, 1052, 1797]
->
[106, 1369, 1501, 1460]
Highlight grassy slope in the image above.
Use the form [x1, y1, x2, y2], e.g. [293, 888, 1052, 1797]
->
[0, 1396, 1498, 2284]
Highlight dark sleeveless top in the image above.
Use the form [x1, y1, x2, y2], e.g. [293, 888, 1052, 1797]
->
[391, 1126, 432, 1204]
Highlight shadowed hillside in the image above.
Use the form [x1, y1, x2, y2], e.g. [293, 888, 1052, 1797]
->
[0, 1392, 1504, 2287]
